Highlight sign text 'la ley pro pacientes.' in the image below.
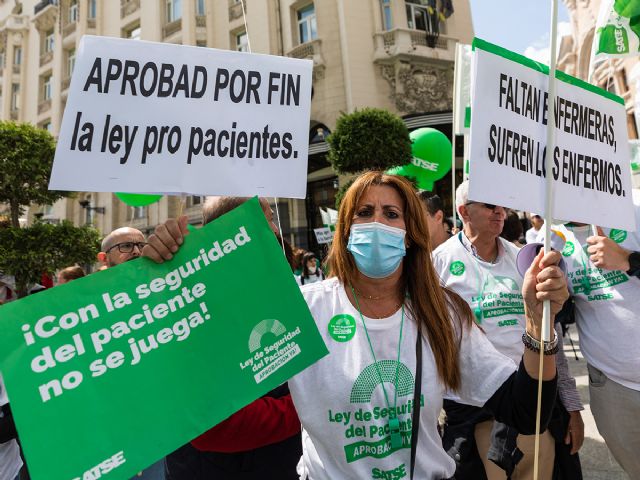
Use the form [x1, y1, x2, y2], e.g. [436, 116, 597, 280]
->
[70, 56, 303, 165]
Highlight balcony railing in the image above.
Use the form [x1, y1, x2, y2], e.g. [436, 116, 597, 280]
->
[12, 65, 20, 74]
[34, 0, 58, 15]
[286, 39, 325, 78]
[38, 99, 52, 115]
[63, 21, 76, 37]
[4, 15, 27, 30]
[373, 28, 456, 62]
[40, 50, 53, 67]
[163, 19, 181, 38]
[229, 1, 244, 21]
[88, 18, 96, 28]
[121, 0, 140, 19]
[61, 76, 71, 91]
[196, 15, 206, 27]
[10, 109, 18, 120]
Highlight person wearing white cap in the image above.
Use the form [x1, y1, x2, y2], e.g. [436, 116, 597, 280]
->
[432, 181, 583, 480]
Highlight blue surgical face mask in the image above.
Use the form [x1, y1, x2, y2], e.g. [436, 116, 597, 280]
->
[347, 222, 407, 278]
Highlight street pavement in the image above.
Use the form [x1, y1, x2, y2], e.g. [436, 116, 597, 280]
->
[563, 327, 629, 480]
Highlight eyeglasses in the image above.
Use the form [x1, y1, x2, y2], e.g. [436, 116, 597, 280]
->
[106, 242, 147, 254]
[465, 202, 500, 211]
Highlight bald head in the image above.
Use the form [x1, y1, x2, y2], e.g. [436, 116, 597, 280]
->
[99, 227, 145, 267]
[202, 196, 278, 235]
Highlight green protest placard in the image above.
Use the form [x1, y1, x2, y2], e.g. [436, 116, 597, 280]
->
[0, 198, 328, 480]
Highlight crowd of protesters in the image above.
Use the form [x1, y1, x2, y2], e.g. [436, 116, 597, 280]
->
[1, 171, 639, 480]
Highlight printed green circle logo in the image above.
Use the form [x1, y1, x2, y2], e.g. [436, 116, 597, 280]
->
[328, 314, 356, 342]
[450, 261, 465, 276]
[609, 229, 627, 244]
[562, 242, 575, 257]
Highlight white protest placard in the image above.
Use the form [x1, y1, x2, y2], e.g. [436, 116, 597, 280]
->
[453, 43, 472, 135]
[313, 227, 333, 244]
[468, 38, 636, 231]
[49, 36, 313, 199]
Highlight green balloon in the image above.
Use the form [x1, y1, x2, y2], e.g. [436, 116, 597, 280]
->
[115, 192, 163, 206]
[387, 128, 452, 189]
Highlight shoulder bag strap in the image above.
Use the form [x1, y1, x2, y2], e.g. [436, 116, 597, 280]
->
[410, 331, 422, 479]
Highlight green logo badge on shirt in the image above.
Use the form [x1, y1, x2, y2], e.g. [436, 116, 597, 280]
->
[450, 261, 465, 276]
[328, 314, 356, 342]
[609, 229, 627, 244]
[562, 241, 575, 257]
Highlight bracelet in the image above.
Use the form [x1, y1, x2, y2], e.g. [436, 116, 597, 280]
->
[522, 330, 559, 355]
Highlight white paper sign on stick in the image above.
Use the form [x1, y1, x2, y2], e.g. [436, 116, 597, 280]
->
[468, 38, 636, 231]
[453, 43, 472, 135]
[49, 36, 313, 199]
[313, 227, 333, 244]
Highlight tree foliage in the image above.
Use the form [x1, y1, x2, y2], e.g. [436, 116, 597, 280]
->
[0, 121, 66, 227]
[327, 108, 412, 174]
[0, 221, 100, 297]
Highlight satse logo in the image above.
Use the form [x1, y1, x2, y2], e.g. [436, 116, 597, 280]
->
[71, 450, 126, 480]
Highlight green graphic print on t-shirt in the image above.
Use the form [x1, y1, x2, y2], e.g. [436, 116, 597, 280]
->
[325, 360, 423, 465]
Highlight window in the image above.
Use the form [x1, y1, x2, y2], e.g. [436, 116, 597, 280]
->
[405, 0, 438, 34]
[11, 83, 19, 111]
[297, 4, 317, 44]
[67, 49, 76, 75]
[44, 30, 55, 53]
[125, 25, 141, 40]
[43, 75, 52, 101]
[236, 31, 249, 52]
[69, 0, 79, 22]
[13, 47, 22, 65]
[166, 0, 182, 22]
[381, 0, 392, 30]
[41, 121, 53, 132]
[196, 0, 205, 16]
[133, 206, 146, 219]
[88, 0, 97, 19]
[187, 196, 203, 207]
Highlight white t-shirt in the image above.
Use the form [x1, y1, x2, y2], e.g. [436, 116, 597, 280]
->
[289, 278, 516, 480]
[0, 375, 23, 480]
[525, 226, 542, 245]
[548, 198, 640, 390]
[432, 233, 526, 365]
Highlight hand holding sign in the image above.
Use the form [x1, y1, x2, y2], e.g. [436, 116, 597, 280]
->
[586, 226, 633, 271]
[143, 216, 190, 263]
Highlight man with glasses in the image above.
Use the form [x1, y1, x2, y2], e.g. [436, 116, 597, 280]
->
[97, 227, 147, 268]
[97, 227, 164, 480]
[432, 181, 583, 480]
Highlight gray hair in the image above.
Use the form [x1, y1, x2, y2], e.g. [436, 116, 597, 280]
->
[455, 180, 470, 212]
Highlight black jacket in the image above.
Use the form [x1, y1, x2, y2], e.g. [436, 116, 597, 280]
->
[165, 384, 301, 480]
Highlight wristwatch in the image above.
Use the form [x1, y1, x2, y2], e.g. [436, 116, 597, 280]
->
[627, 251, 640, 276]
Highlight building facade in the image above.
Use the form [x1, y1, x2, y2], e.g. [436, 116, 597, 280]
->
[0, 0, 473, 251]
[559, 0, 640, 187]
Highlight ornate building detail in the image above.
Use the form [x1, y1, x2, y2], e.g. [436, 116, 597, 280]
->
[380, 61, 453, 113]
